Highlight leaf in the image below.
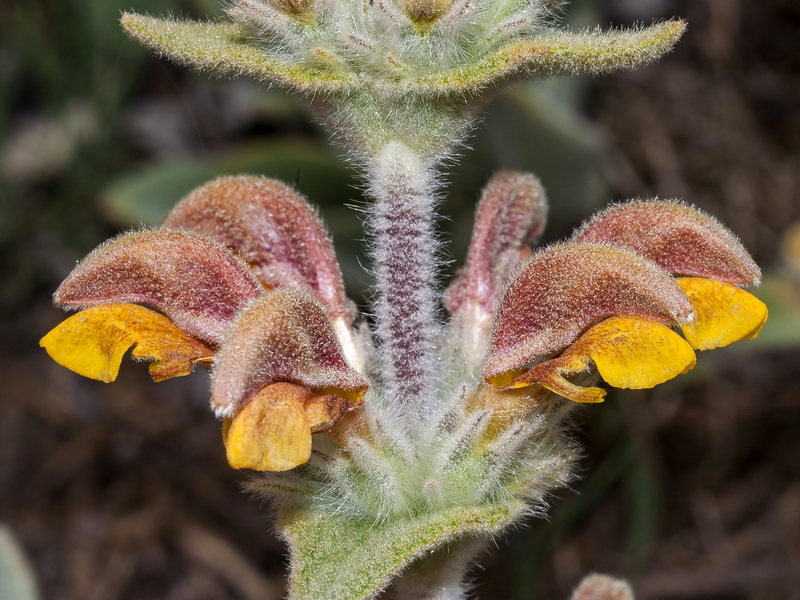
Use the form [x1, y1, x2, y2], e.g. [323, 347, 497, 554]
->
[739, 275, 800, 349]
[101, 158, 219, 226]
[120, 13, 354, 93]
[99, 141, 358, 227]
[120, 13, 683, 96]
[279, 501, 521, 600]
[413, 21, 686, 94]
[0, 526, 40, 600]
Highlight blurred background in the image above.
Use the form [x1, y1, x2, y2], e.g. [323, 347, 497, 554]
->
[1, 0, 799, 598]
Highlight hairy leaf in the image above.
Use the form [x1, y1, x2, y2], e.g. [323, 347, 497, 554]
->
[121, 14, 353, 93]
[280, 501, 520, 600]
[414, 21, 686, 94]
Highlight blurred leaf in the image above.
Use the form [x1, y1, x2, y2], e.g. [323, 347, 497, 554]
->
[100, 140, 359, 227]
[623, 442, 661, 569]
[742, 275, 800, 349]
[223, 141, 357, 209]
[0, 525, 40, 600]
[101, 157, 219, 225]
[485, 80, 606, 224]
[446, 78, 607, 267]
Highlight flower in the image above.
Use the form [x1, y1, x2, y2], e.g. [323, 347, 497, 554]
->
[40, 176, 367, 471]
[446, 178, 768, 405]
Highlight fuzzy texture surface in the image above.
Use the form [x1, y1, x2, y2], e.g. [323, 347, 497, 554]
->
[165, 175, 352, 322]
[573, 200, 762, 285]
[54, 228, 263, 345]
[483, 242, 694, 379]
[367, 142, 442, 408]
[120, 10, 685, 97]
[211, 288, 367, 417]
[445, 171, 547, 316]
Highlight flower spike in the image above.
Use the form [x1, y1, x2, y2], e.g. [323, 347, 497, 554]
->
[483, 242, 694, 383]
[54, 229, 263, 345]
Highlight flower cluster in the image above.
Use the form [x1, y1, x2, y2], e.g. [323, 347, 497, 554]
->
[42, 173, 766, 476]
[41, 177, 368, 471]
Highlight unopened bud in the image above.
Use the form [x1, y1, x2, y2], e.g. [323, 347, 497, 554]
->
[400, 0, 454, 25]
[271, 0, 312, 16]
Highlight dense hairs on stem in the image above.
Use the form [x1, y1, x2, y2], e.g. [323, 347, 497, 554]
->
[367, 141, 442, 415]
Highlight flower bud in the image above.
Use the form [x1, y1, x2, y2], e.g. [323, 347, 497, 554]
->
[445, 171, 547, 317]
[399, 0, 455, 25]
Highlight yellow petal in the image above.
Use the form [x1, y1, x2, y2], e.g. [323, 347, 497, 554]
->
[40, 304, 213, 383]
[585, 317, 696, 389]
[304, 394, 349, 433]
[677, 277, 768, 350]
[222, 383, 313, 471]
[504, 317, 696, 403]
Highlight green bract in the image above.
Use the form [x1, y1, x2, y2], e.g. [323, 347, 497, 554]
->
[121, 4, 684, 158]
[121, 12, 685, 97]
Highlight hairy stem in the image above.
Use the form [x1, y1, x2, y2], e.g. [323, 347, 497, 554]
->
[368, 141, 441, 408]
